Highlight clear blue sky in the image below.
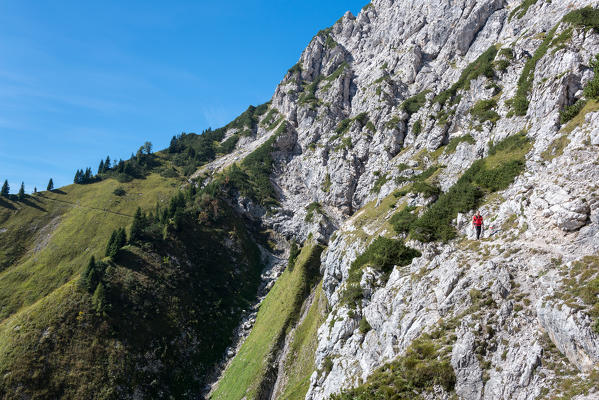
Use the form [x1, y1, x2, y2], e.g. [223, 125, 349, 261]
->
[0, 0, 367, 192]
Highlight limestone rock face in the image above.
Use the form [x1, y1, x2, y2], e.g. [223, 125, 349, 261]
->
[205, 0, 599, 398]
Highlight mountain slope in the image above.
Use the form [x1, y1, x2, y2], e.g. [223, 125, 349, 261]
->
[205, 0, 599, 399]
[3, 0, 599, 399]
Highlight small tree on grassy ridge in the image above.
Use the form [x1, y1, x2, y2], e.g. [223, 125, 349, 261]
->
[80, 256, 105, 293]
[47, 178, 54, 191]
[18, 182, 25, 200]
[105, 227, 127, 258]
[1, 180, 8, 197]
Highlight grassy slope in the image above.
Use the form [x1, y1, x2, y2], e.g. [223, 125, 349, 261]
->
[0, 173, 180, 322]
[278, 282, 328, 400]
[0, 182, 266, 399]
[212, 241, 324, 400]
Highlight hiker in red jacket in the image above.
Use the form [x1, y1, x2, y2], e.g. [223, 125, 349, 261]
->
[472, 211, 484, 240]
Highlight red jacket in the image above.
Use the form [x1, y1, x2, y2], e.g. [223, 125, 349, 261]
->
[473, 215, 483, 226]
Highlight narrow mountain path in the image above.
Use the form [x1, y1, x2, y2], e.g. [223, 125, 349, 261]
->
[38, 194, 133, 218]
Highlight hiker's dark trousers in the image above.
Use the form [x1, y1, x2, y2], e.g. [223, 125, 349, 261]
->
[475, 226, 482, 240]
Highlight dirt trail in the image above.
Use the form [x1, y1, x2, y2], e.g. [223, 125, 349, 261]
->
[39, 195, 133, 218]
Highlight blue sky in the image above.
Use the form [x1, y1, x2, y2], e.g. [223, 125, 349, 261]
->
[0, 0, 367, 192]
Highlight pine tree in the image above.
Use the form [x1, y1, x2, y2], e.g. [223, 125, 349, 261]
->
[116, 227, 127, 247]
[106, 228, 127, 258]
[105, 230, 118, 257]
[18, 182, 25, 200]
[80, 256, 97, 292]
[143, 141, 153, 154]
[84, 167, 92, 182]
[1, 180, 9, 197]
[129, 207, 144, 243]
[91, 282, 107, 314]
[105, 156, 111, 172]
[47, 178, 54, 191]
[168, 136, 179, 153]
[74, 170, 82, 184]
[33, 187, 37, 194]
[98, 160, 105, 175]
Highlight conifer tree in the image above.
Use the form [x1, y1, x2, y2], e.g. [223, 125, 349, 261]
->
[80, 256, 97, 292]
[92, 282, 107, 314]
[33, 187, 37, 194]
[105, 230, 118, 257]
[98, 160, 105, 174]
[116, 227, 127, 247]
[143, 141, 153, 154]
[18, 182, 25, 200]
[105, 156, 111, 171]
[1, 180, 9, 197]
[168, 136, 178, 153]
[129, 207, 144, 243]
[47, 178, 54, 191]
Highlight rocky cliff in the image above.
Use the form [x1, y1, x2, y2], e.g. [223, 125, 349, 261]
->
[207, 0, 599, 399]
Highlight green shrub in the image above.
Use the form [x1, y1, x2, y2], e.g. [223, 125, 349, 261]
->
[562, 6, 599, 31]
[385, 116, 401, 130]
[412, 181, 441, 198]
[354, 112, 369, 125]
[353, 237, 421, 277]
[322, 173, 332, 193]
[359, 318, 372, 334]
[371, 173, 389, 194]
[511, 26, 557, 116]
[410, 175, 483, 242]
[325, 62, 349, 82]
[470, 99, 500, 124]
[366, 121, 376, 133]
[113, 187, 126, 196]
[412, 119, 422, 136]
[331, 336, 456, 400]
[509, 0, 539, 21]
[495, 59, 510, 72]
[434, 46, 498, 105]
[287, 63, 302, 76]
[397, 163, 410, 172]
[218, 134, 240, 154]
[390, 207, 417, 234]
[299, 76, 322, 107]
[498, 47, 514, 60]
[226, 104, 264, 131]
[305, 202, 323, 222]
[583, 55, 599, 99]
[342, 237, 421, 307]
[445, 134, 475, 154]
[260, 109, 279, 128]
[474, 159, 525, 192]
[413, 165, 441, 182]
[401, 91, 430, 117]
[336, 118, 352, 134]
[288, 240, 300, 269]
[212, 123, 287, 207]
[560, 99, 587, 124]
[410, 133, 531, 242]
[488, 131, 530, 156]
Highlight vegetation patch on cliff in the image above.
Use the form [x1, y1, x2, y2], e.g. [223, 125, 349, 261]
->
[434, 46, 498, 106]
[330, 334, 456, 399]
[409, 132, 532, 242]
[341, 237, 421, 308]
